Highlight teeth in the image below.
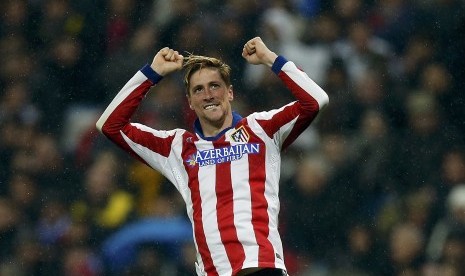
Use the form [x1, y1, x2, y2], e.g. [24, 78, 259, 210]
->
[204, 104, 218, 110]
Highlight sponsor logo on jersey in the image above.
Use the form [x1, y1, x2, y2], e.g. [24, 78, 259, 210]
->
[185, 143, 260, 167]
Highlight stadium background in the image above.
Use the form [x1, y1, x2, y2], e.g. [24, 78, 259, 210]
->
[1, 0, 465, 275]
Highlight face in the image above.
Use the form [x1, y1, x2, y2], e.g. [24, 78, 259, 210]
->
[187, 67, 233, 129]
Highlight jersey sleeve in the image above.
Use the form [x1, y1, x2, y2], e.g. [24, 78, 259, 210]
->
[253, 56, 329, 150]
[96, 64, 185, 173]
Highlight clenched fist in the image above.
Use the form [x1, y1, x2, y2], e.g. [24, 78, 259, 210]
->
[242, 37, 278, 67]
[150, 47, 184, 76]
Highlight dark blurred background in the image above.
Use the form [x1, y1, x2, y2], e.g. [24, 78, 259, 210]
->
[1, 0, 465, 275]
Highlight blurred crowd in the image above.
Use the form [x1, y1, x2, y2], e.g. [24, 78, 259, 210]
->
[1, 0, 465, 275]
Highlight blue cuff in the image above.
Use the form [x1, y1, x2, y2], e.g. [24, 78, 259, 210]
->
[271, 56, 288, 75]
[141, 64, 163, 84]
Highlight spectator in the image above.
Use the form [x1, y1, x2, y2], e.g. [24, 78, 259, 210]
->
[386, 223, 426, 275]
[70, 150, 134, 244]
[336, 222, 388, 275]
[427, 184, 465, 262]
[282, 152, 355, 267]
[396, 92, 460, 192]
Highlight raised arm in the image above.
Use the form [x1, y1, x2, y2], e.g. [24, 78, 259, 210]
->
[242, 37, 328, 109]
[242, 37, 329, 150]
[95, 48, 184, 164]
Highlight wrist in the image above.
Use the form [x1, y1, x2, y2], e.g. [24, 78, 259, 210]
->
[271, 56, 289, 75]
[150, 64, 165, 76]
[265, 52, 278, 67]
[142, 64, 163, 83]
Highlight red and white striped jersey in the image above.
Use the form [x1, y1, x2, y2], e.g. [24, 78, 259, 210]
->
[96, 56, 329, 276]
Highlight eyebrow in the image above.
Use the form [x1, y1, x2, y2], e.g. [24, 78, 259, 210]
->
[191, 84, 203, 91]
[191, 81, 221, 90]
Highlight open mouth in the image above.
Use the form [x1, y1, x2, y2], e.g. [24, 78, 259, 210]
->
[204, 103, 219, 110]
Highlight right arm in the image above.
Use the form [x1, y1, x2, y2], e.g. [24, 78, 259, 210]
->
[96, 48, 184, 165]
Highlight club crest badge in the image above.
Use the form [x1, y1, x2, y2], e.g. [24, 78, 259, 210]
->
[230, 126, 250, 143]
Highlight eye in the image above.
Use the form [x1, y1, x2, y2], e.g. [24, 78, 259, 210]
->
[193, 87, 203, 93]
[210, 83, 220, 89]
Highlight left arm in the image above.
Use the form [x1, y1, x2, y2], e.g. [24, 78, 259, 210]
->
[243, 37, 329, 149]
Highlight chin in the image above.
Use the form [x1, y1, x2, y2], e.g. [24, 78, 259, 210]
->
[206, 116, 224, 124]
[205, 113, 226, 123]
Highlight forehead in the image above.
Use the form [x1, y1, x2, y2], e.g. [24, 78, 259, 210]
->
[189, 67, 224, 87]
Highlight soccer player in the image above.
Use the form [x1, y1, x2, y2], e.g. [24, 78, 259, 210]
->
[96, 37, 329, 276]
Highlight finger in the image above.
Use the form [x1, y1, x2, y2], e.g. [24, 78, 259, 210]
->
[165, 49, 175, 61]
[175, 53, 184, 62]
[242, 48, 248, 58]
[159, 47, 169, 55]
[246, 45, 256, 55]
[244, 43, 255, 55]
[249, 37, 263, 50]
[171, 50, 179, 61]
[169, 49, 177, 61]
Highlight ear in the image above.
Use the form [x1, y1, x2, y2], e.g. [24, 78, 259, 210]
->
[228, 85, 234, 101]
[186, 94, 194, 110]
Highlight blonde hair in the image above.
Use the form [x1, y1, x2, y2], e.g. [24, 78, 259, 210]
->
[183, 54, 231, 94]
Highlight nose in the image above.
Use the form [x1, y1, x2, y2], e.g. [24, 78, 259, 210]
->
[203, 88, 214, 100]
